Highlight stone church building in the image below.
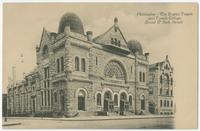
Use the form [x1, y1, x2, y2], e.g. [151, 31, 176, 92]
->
[148, 56, 175, 115]
[7, 12, 174, 117]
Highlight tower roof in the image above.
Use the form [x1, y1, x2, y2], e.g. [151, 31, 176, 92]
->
[127, 40, 143, 55]
[58, 12, 84, 35]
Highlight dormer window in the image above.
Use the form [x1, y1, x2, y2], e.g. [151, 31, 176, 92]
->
[43, 45, 49, 56]
[118, 40, 121, 47]
[110, 38, 121, 47]
[114, 38, 117, 45]
[111, 38, 114, 44]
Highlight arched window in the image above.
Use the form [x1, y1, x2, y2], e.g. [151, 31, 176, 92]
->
[120, 93, 127, 101]
[139, 72, 142, 82]
[165, 74, 169, 87]
[114, 38, 117, 45]
[81, 58, 86, 72]
[143, 72, 145, 82]
[54, 92, 57, 103]
[75, 57, 79, 71]
[114, 94, 118, 106]
[171, 100, 173, 107]
[57, 58, 60, 73]
[111, 38, 114, 44]
[160, 75, 162, 84]
[164, 100, 166, 107]
[104, 60, 126, 81]
[43, 45, 49, 55]
[171, 78, 173, 86]
[129, 96, 133, 106]
[61, 57, 64, 72]
[171, 90, 173, 96]
[167, 100, 169, 107]
[40, 90, 43, 108]
[97, 93, 101, 106]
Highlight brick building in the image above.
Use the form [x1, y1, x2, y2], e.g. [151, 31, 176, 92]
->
[7, 12, 174, 117]
[148, 56, 175, 115]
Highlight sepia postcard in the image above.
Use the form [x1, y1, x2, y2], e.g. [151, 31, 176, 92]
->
[2, 3, 198, 129]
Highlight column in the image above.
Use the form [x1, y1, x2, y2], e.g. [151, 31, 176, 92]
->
[49, 90, 52, 107]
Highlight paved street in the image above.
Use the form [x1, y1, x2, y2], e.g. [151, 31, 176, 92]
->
[3, 117, 175, 129]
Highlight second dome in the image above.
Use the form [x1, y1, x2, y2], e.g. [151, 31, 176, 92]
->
[58, 12, 84, 35]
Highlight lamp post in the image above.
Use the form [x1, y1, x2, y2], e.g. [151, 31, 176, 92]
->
[134, 51, 138, 115]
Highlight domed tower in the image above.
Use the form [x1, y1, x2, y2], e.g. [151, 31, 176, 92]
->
[127, 40, 143, 55]
[58, 12, 85, 35]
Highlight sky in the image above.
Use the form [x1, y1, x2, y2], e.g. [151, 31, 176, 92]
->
[2, 3, 198, 128]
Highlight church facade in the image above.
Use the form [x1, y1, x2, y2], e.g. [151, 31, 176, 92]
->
[6, 12, 174, 117]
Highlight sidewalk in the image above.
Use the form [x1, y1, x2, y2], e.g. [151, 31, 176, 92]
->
[6, 115, 175, 121]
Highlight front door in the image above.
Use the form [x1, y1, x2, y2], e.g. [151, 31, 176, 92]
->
[60, 95, 65, 111]
[120, 100, 125, 115]
[78, 96, 85, 111]
[32, 99, 36, 113]
[141, 99, 145, 110]
[104, 100, 109, 111]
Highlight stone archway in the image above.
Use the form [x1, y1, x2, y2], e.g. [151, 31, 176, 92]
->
[120, 92, 127, 115]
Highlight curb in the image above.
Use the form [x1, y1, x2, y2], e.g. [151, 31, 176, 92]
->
[6, 115, 175, 121]
[2, 122, 21, 126]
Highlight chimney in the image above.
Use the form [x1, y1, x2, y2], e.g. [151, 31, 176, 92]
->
[145, 53, 150, 60]
[64, 26, 70, 35]
[36, 45, 39, 52]
[114, 17, 118, 26]
[12, 66, 16, 85]
[166, 55, 169, 60]
[86, 31, 93, 41]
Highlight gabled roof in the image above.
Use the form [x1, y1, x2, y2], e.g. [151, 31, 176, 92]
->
[149, 61, 165, 69]
[149, 55, 173, 71]
[93, 26, 113, 42]
[37, 28, 51, 52]
[93, 19, 129, 51]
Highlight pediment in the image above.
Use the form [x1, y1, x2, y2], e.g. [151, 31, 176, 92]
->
[93, 25, 130, 54]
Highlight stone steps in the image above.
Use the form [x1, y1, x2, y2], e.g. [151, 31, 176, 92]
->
[78, 111, 95, 117]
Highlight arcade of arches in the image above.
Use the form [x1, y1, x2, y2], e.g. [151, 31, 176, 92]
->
[74, 60, 148, 115]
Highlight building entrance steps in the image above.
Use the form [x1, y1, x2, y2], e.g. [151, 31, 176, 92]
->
[78, 111, 96, 117]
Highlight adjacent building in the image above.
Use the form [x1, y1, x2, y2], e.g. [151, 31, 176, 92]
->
[3, 93, 7, 117]
[148, 56, 175, 115]
[6, 12, 175, 117]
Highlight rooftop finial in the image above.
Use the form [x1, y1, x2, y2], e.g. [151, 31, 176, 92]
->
[114, 17, 118, 24]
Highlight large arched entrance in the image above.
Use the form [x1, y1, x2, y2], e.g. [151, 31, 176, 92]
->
[120, 92, 128, 115]
[78, 90, 86, 111]
[103, 91, 113, 112]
